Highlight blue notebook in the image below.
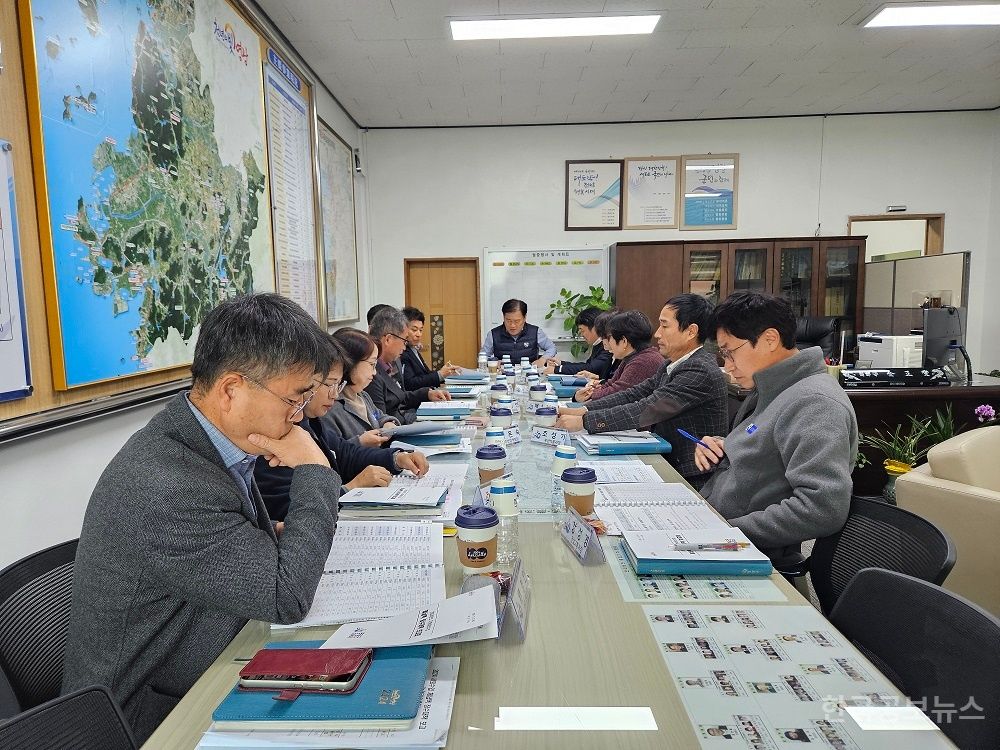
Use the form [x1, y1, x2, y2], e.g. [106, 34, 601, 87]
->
[551, 384, 582, 399]
[445, 374, 488, 383]
[620, 532, 773, 577]
[212, 642, 432, 730]
[395, 432, 463, 446]
[416, 405, 473, 417]
[576, 432, 672, 456]
[559, 376, 589, 386]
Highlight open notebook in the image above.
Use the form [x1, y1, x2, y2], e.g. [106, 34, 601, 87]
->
[594, 482, 729, 535]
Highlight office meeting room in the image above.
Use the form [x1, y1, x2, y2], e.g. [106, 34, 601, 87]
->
[2, 1, 1000, 748]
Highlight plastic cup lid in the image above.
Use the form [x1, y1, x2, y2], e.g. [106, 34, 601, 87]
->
[476, 445, 507, 460]
[489, 407, 513, 417]
[535, 406, 557, 415]
[562, 466, 597, 483]
[455, 505, 499, 529]
[490, 383, 508, 391]
[529, 384, 547, 391]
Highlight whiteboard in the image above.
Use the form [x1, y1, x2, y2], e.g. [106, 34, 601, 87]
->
[482, 247, 610, 343]
[0, 141, 31, 402]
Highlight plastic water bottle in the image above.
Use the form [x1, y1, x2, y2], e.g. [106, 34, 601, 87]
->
[489, 477, 520, 567]
[550, 445, 578, 527]
[477, 350, 487, 373]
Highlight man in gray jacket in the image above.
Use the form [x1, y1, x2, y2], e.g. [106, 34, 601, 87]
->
[62, 293, 342, 743]
[695, 292, 858, 569]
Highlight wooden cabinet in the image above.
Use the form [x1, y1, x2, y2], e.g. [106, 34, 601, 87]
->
[610, 236, 866, 335]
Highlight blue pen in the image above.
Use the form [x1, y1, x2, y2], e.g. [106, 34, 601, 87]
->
[676, 428, 712, 450]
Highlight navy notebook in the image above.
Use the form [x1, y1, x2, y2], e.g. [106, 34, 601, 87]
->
[212, 642, 432, 730]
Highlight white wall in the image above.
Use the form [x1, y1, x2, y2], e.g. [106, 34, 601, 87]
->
[0, 402, 166, 568]
[363, 111, 999, 370]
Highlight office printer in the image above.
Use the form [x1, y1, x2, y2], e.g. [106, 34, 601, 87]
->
[857, 334, 922, 369]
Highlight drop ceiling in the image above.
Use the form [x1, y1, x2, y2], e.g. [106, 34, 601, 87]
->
[255, 1, 1000, 127]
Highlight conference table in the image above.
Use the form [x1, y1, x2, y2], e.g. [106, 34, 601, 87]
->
[145, 415, 956, 749]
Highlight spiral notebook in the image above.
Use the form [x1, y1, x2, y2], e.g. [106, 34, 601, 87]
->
[272, 521, 446, 629]
[594, 483, 730, 536]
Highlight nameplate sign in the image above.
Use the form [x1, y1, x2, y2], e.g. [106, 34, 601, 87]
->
[499, 558, 531, 642]
[514, 383, 529, 397]
[530, 426, 572, 446]
[503, 425, 522, 445]
[560, 508, 605, 565]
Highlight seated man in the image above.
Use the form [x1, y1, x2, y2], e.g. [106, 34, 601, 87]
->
[62, 293, 342, 743]
[541, 306, 613, 379]
[556, 295, 728, 489]
[255, 336, 429, 521]
[366, 308, 450, 423]
[694, 291, 858, 567]
[481, 298, 556, 366]
[399, 306, 460, 390]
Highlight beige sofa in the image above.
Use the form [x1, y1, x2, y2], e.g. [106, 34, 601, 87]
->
[895, 426, 1000, 616]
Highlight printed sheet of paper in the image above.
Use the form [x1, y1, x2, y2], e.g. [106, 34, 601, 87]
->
[324, 521, 443, 571]
[322, 586, 497, 648]
[596, 503, 729, 536]
[197, 657, 459, 748]
[643, 604, 953, 749]
[595, 482, 705, 506]
[602, 538, 786, 603]
[578, 460, 663, 484]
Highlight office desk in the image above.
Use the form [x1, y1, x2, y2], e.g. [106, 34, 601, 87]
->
[145, 437, 952, 749]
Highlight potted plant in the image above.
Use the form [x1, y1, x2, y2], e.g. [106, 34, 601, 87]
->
[859, 416, 931, 504]
[544, 286, 614, 358]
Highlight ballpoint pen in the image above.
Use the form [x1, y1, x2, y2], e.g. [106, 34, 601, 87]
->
[673, 542, 750, 552]
[676, 428, 711, 450]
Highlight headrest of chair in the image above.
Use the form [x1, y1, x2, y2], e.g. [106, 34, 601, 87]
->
[794, 316, 842, 355]
[927, 426, 1000, 493]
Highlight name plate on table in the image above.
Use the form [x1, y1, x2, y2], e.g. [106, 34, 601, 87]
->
[560, 508, 606, 565]
[514, 383, 529, 397]
[503, 426, 522, 445]
[523, 400, 544, 414]
[531, 426, 572, 446]
[499, 558, 531, 642]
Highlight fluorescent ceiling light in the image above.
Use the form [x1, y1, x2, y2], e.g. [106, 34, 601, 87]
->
[864, 3, 1000, 27]
[450, 15, 660, 40]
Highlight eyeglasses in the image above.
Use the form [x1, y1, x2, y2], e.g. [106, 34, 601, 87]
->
[718, 340, 750, 362]
[315, 378, 349, 397]
[364, 357, 379, 369]
[242, 374, 315, 420]
[386, 332, 408, 344]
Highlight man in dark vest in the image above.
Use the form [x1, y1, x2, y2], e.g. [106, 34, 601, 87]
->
[481, 298, 557, 366]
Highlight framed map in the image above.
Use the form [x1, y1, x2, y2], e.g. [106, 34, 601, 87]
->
[20, 0, 276, 389]
[317, 120, 359, 324]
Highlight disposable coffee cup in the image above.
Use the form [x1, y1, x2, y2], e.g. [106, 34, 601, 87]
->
[543, 393, 559, 406]
[476, 444, 507, 483]
[489, 384, 508, 403]
[488, 359, 499, 374]
[455, 505, 499, 574]
[534, 406, 558, 427]
[529, 384, 548, 402]
[561, 466, 598, 516]
[489, 407, 514, 429]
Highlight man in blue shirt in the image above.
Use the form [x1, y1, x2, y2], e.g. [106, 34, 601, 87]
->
[481, 298, 557, 365]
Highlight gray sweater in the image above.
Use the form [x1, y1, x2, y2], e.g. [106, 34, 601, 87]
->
[61, 394, 341, 743]
[702, 347, 858, 567]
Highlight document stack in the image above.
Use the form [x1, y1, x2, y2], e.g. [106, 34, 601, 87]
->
[415, 401, 473, 420]
[340, 464, 467, 528]
[576, 430, 673, 456]
[621, 527, 773, 577]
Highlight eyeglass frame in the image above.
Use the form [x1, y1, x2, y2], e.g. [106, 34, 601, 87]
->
[385, 331, 408, 344]
[241, 373, 316, 420]
[314, 377, 349, 398]
[718, 340, 750, 362]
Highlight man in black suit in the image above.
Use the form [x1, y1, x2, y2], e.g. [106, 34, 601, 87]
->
[366, 308, 450, 423]
[541, 306, 613, 379]
[399, 306, 461, 390]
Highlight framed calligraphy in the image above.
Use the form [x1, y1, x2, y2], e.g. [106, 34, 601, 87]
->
[623, 157, 679, 229]
[680, 154, 739, 230]
[565, 160, 623, 231]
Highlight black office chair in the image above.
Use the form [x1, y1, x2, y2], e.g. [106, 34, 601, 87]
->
[794, 316, 842, 359]
[830, 568, 1000, 750]
[0, 685, 136, 750]
[0, 539, 78, 717]
[808, 496, 955, 616]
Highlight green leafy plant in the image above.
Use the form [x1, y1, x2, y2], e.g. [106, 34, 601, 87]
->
[923, 403, 959, 446]
[544, 286, 614, 357]
[859, 417, 932, 470]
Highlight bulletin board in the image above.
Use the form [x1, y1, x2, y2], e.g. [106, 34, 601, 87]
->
[482, 247, 609, 343]
[1, 0, 322, 432]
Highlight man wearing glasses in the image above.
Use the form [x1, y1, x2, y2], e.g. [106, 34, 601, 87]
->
[692, 291, 858, 570]
[62, 293, 350, 743]
[367, 308, 450, 424]
[255, 338, 429, 521]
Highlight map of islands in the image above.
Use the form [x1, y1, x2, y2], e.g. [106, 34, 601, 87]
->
[27, 0, 274, 387]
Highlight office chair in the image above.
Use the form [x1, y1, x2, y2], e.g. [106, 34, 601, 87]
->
[0, 539, 78, 716]
[808, 496, 955, 616]
[830, 568, 1000, 750]
[794, 316, 842, 359]
[0, 685, 136, 750]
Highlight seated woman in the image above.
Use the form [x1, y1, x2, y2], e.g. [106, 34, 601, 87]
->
[573, 310, 662, 404]
[255, 335, 428, 522]
[323, 328, 397, 447]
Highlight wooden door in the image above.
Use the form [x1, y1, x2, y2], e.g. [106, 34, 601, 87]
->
[404, 258, 481, 370]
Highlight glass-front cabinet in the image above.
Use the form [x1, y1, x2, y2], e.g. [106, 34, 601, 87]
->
[682, 243, 728, 305]
[774, 241, 818, 318]
[819, 239, 865, 348]
[729, 241, 770, 293]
